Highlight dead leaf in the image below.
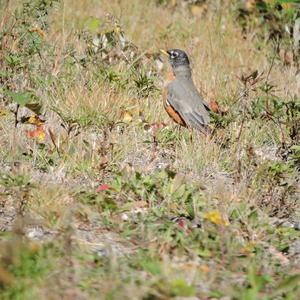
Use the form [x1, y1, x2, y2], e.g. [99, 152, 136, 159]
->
[29, 27, 46, 39]
[279, 48, 294, 65]
[240, 242, 256, 256]
[122, 111, 133, 123]
[0, 266, 15, 285]
[0, 107, 8, 117]
[199, 264, 210, 273]
[281, 3, 292, 10]
[209, 100, 221, 114]
[168, 0, 177, 9]
[245, 0, 256, 11]
[190, 4, 207, 18]
[98, 157, 109, 169]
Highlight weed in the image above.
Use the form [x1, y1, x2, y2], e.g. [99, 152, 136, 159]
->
[0, 0, 300, 299]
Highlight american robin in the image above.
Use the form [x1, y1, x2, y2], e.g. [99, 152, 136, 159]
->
[160, 49, 210, 132]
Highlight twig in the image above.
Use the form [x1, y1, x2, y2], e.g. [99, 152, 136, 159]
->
[14, 103, 19, 127]
[266, 39, 279, 82]
[48, 128, 60, 156]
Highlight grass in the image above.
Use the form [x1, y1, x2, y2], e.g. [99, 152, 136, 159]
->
[0, 0, 300, 299]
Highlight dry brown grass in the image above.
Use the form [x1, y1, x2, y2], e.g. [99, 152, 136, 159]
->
[1, 0, 300, 299]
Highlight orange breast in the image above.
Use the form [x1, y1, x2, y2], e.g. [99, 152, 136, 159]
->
[164, 102, 186, 126]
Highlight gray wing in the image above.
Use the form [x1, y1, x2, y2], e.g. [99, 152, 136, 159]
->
[167, 79, 210, 131]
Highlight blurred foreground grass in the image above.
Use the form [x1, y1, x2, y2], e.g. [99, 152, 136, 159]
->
[0, 0, 300, 299]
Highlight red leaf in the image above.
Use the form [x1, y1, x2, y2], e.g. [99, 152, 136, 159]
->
[96, 184, 110, 192]
[177, 218, 191, 235]
[178, 219, 186, 229]
[26, 125, 46, 141]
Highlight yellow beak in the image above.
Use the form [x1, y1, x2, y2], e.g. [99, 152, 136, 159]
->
[159, 49, 169, 56]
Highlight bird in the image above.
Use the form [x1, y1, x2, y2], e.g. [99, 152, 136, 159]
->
[160, 49, 210, 133]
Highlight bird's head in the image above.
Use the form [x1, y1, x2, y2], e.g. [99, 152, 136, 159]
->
[160, 49, 190, 69]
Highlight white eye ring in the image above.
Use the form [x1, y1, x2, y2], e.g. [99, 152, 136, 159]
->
[170, 51, 178, 59]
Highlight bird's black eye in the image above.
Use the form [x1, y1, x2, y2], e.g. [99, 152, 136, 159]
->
[170, 51, 179, 59]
